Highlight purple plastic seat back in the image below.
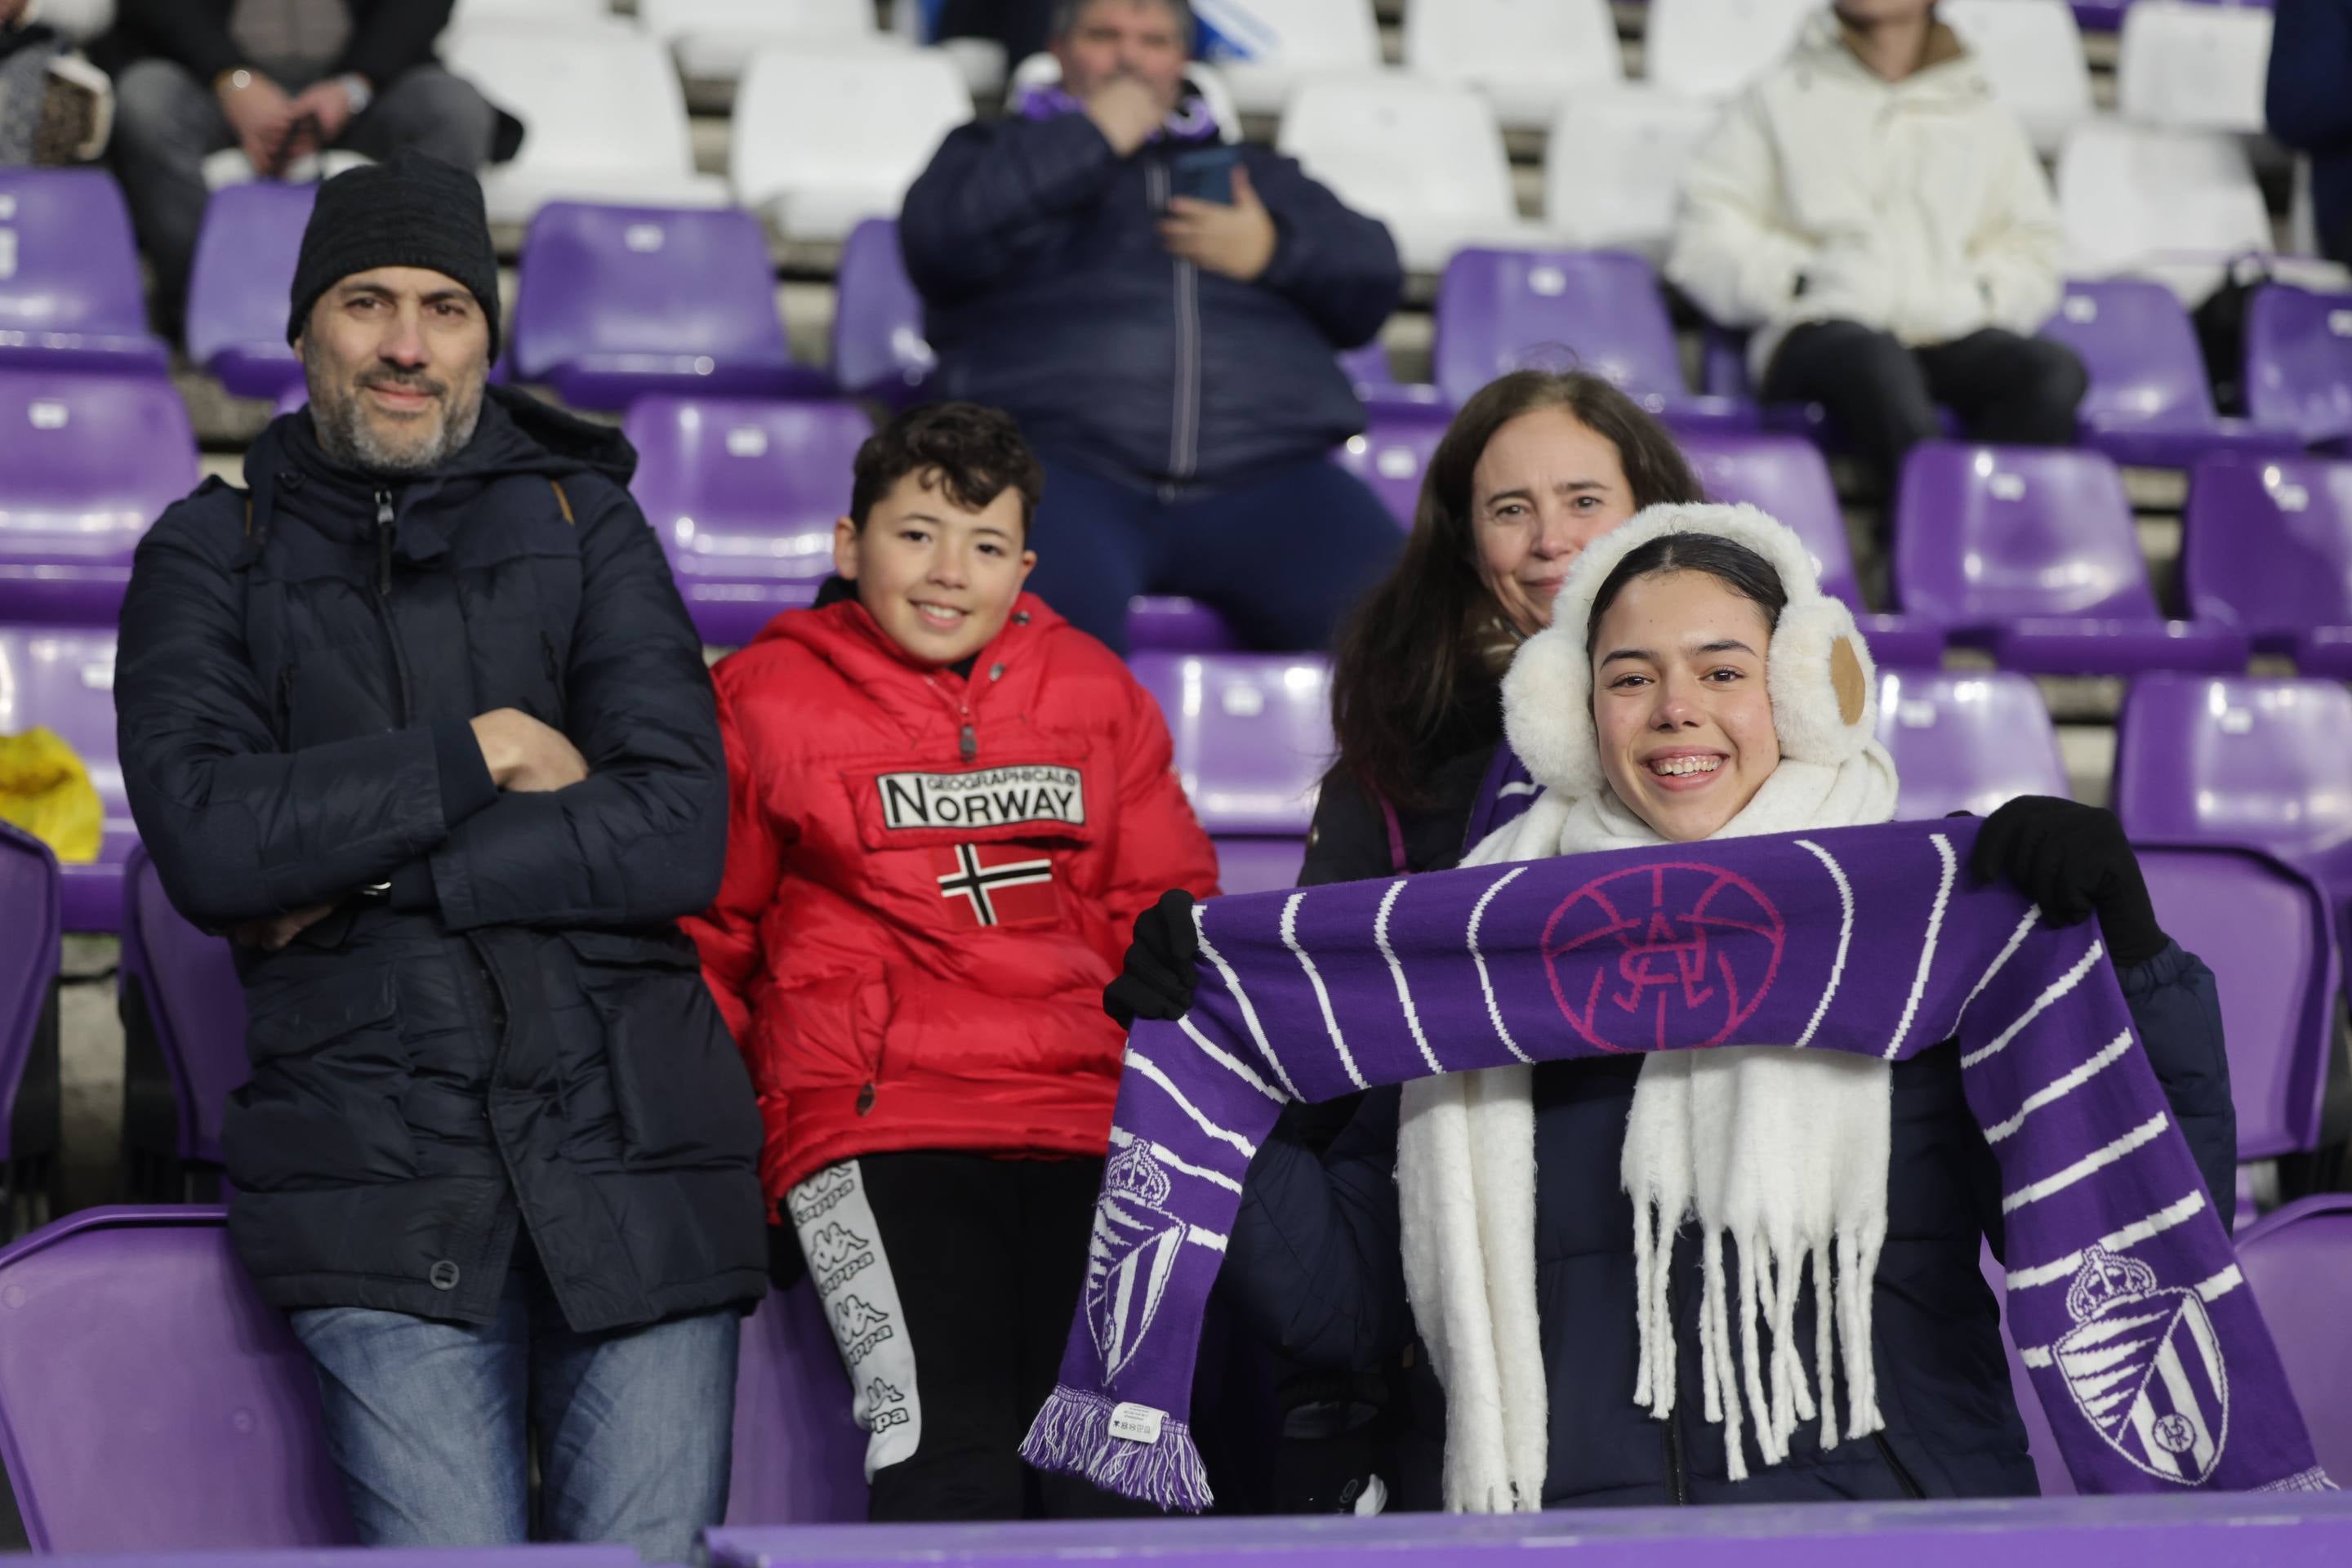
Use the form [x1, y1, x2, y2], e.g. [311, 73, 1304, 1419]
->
[183, 181, 317, 399]
[1677, 429, 1857, 605]
[2244, 283, 2352, 448]
[0, 168, 165, 371]
[1209, 837, 1309, 894]
[2235, 1195, 2352, 1485]
[1432, 247, 1685, 409]
[1332, 403, 1451, 528]
[724, 1279, 870, 1525]
[0, 367, 198, 625]
[2183, 456, 2352, 636]
[2038, 277, 2216, 429]
[0, 1206, 354, 1549]
[623, 396, 871, 648]
[1892, 441, 2157, 624]
[2113, 675, 2352, 866]
[511, 203, 798, 408]
[1875, 669, 2068, 820]
[1127, 653, 1332, 837]
[2136, 846, 2336, 1159]
[0, 626, 131, 933]
[1126, 595, 1243, 653]
[830, 217, 933, 406]
[121, 844, 247, 1166]
[0, 822, 60, 1170]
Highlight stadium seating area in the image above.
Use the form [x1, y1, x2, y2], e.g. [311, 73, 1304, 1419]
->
[6, 0, 2352, 1552]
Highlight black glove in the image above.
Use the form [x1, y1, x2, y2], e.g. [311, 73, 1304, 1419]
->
[1969, 796, 2168, 969]
[1104, 889, 1200, 1029]
[768, 1217, 807, 1292]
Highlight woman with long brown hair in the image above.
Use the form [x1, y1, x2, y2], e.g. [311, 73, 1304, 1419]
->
[1304, 369, 1707, 887]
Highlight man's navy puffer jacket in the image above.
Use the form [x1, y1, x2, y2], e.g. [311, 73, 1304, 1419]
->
[117, 388, 769, 1332]
[899, 108, 1402, 491]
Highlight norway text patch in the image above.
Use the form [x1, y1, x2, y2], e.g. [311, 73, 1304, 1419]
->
[878, 764, 1085, 831]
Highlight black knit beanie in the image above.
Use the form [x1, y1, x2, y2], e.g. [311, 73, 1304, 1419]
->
[285, 149, 501, 360]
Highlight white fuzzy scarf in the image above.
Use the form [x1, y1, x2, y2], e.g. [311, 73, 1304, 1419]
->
[1396, 746, 1900, 1511]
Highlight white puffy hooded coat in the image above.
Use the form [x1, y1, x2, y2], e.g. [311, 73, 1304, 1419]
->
[1664, 10, 2066, 382]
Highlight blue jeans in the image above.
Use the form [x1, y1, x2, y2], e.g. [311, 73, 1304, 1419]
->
[1022, 455, 1404, 655]
[288, 1254, 740, 1558]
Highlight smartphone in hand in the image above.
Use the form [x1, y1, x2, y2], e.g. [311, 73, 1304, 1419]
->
[1169, 146, 1240, 206]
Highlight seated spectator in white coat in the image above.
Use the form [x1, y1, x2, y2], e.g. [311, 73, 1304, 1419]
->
[1666, 0, 2083, 496]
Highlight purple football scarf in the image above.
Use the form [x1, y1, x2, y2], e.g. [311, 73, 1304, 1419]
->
[1020, 818, 2332, 1509]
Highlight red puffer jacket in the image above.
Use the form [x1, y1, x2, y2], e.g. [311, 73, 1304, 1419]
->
[684, 592, 1220, 1203]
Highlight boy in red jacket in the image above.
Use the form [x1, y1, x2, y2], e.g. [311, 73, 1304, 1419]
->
[685, 403, 1220, 1521]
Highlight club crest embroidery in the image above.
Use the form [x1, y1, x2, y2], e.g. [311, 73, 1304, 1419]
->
[931, 843, 1058, 928]
[1086, 1143, 1185, 1383]
[1542, 862, 1787, 1052]
[2056, 1247, 2229, 1484]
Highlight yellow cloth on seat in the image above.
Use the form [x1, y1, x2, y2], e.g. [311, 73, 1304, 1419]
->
[0, 728, 101, 863]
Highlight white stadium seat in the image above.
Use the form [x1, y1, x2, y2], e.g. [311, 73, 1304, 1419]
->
[1643, 0, 1817, 101]
[2057, 120, 2271, 306]
[1542, 87, 1717, 261]
[638, 0, 889, 82]
[1403, 0, 1623, 130]
[2118, 0, 2274, 135]
[1277, 73, 1537, 274]
[1940, 0, 2094, 156]
[446, 0, 614, 25]
[446, 27, 728, 223]
[1193, 0, 1382, 117]
[732, 47, 972, 242]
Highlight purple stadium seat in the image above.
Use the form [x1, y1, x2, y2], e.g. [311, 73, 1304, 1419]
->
[2112, 675, 2352, 873]
[184, 181, 316, 399]
[724, 1280, 870, 1526]
[2138, 845, 2336, 1159]
[1126, 595, 1243, 653]
[829, 217, 933, 408]
[623, 395, 870, 647]
[117, 844, 245, 1186]
[1129, 653, 1329, 889]
[2039, 278, 2300, 469]
[1891, 441, 2249, 674]
[0, 626, 130, 933]
[2235, 1195, 2352, 1485]
[0, 822, 60, 1237]
[2244, 283, 2352, 450]
[511, 203, 828, 411]
[1431, 247, 1755, 428]
[0, 168, 169, 373]
[0, 1206, 354, 1549]
[1333, 403, 1450, 528]
[1875, 669, 2068, 820]
[0, 366, 199, 625]
[1339, 340, 1445, 413]
[2181, 455, 2352, 674]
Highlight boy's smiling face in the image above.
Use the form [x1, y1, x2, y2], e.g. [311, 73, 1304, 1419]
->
[834, 469, 1037, 666]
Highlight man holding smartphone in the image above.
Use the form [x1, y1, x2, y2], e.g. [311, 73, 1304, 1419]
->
[900, 0, 1405, 657]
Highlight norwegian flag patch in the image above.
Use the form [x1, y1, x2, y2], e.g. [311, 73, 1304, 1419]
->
[931, 844, 1060, 929]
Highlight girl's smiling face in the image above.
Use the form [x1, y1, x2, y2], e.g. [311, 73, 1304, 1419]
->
[1590, 570, 1783, 842]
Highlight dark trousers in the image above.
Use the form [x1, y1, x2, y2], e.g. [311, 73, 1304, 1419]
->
[109, 59, 497, 323]
[1761, 320, 2088, 495]
[795, 1151, 1148, 1522]
[1024, 455, 1404, 656]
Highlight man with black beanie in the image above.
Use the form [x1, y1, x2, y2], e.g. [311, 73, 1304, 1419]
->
[114, 150, 768, 1557]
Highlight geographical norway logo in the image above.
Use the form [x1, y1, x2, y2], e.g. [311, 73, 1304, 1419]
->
[877, 765, 1085, 831]
[2056, 1247, 2228, 1484]
[805, 1221, 876, 1296]
[1086, 1143, 1185, 1382]
[1542, 862, 1787, 1052]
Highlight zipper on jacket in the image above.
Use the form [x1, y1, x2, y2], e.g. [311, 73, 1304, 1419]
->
[541, 634, 567, 730]
[1871, 1432, 1927, 1499]
[924, 672, 979, 762]
[1147, 160, 1202, 484]
[368, 489, 417, 724]
[373, 490, 396, 597]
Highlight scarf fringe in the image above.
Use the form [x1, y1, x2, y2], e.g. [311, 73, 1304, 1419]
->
[1020, 1384, 1214, 1514]
[1633, 1200, 1888, 1480]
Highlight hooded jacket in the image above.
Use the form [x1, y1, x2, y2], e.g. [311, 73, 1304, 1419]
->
[684, 590, 1220, 1204]
[116, 387, 768, 1330]
[1665, 11, 2066, 381]
[898, 104, 1402, 492]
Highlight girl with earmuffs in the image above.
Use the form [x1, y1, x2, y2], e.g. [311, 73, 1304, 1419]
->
[1107, 504, 2238, 1509]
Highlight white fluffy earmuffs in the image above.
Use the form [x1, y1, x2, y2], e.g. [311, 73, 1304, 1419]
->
[1500, 503, 1880, 800]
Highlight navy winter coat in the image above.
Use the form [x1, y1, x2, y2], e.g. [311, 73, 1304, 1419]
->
[116, 389, 768, 1331]
[1229, 813, 2238, 1507]
[898, 111, 1403, 490]
[2267, 0, 2352, 266]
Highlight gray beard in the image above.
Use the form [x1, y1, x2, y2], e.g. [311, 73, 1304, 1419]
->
[303, 359, 487, 477]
